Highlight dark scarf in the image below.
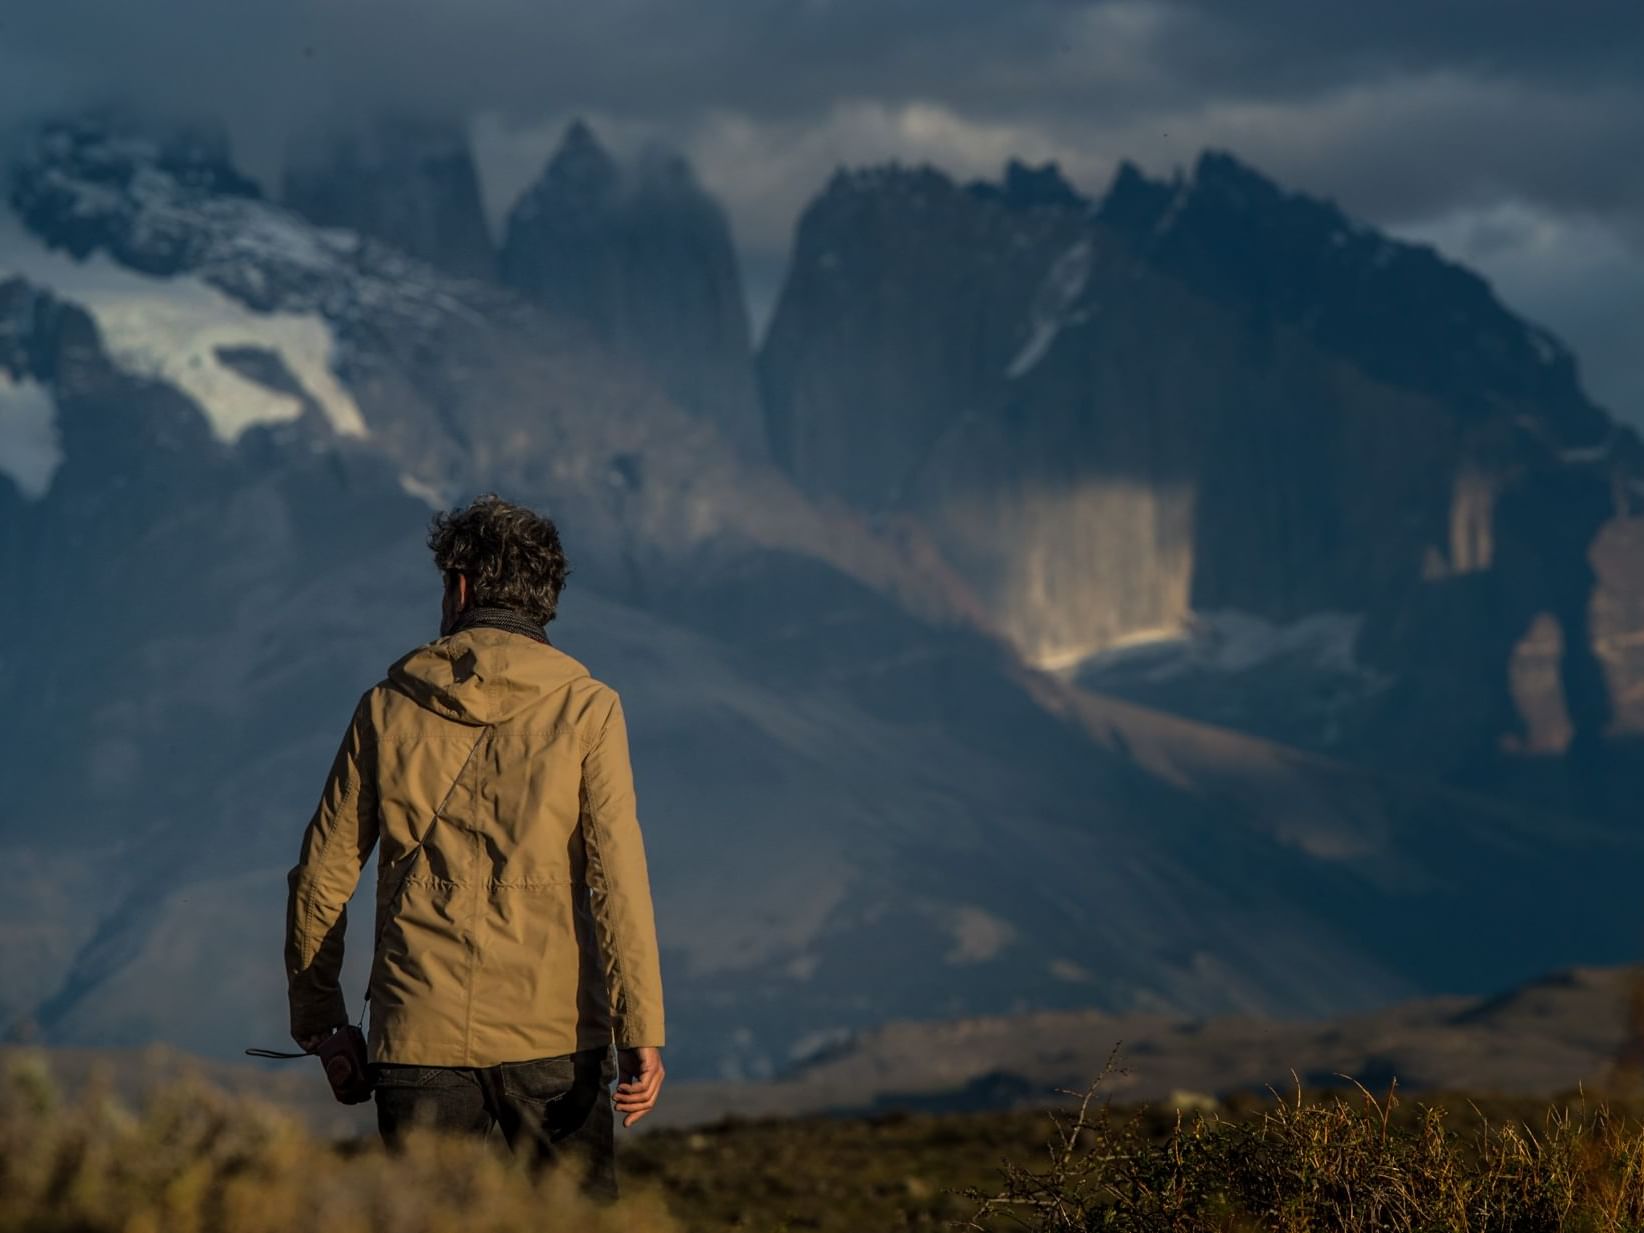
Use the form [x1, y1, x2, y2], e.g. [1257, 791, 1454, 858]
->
[447, 603, 551, 646]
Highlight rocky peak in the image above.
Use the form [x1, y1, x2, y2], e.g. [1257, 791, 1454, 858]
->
[504, 120, 620, 235]
[280, 114, 494, 280]
[1097, 159, 1178, 230]
[9, 114, 262, 276]
[631, 144, 707, 202]
[1096, 150, 1611, 445]
[21, 112, 261, 201]
[499, 120, 762, 455]
[759, 158, 1092, 503]
[967, 159, 1088, 212]
[538, 119, 620, 204]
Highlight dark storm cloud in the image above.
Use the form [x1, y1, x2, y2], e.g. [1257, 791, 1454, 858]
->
[0, 0, 1067, 126]
[1156, 0, 1644, 96]
[4, 0, 1641, 225]
[2, 0, 1642, 417]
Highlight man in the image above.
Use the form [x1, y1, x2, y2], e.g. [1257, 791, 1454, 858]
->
[283, 493, 665, 1198]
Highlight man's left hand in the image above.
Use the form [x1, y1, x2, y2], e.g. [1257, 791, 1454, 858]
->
[614, 1046, 665, 1127]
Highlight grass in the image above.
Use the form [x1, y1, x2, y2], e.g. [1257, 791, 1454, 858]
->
[954, 1072, 1644, 1233]
[0, 1052, 677, 1233]
[9, 1051, 1644, 1232]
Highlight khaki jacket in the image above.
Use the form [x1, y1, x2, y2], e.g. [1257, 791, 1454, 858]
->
[284, 626, 665, 1065]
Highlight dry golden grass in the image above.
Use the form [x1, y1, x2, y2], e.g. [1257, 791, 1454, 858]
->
[13, 1048, 1644, 1232]
[0, 1052, 678, 1233]
[963, 1071, 1644, 1233]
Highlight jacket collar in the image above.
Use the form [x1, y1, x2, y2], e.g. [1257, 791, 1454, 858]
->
[447, 604, 551, 646]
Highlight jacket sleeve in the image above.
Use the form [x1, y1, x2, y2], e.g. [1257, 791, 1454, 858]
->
[580, 691, 666, 1049]
[284, 692, 380, 1038]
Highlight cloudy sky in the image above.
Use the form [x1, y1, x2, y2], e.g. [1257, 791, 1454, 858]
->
[4, 0, 1642, 423]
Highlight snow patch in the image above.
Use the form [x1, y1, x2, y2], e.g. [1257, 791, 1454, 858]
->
[1076, 608, 1381, 685]
[1161, 609, 1370, 678]
[1528, 327, 1561, 366]
[0, 372, 62, 498]
[1151, 180, 1191, 238]
[1558, 425, 1615, 465]
[1006, 238, 1092, 379]
[0, 217, 366, 443]
[1560, 442, 1611, 464]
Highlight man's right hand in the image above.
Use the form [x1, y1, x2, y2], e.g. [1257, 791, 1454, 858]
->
[614, 1046, 665, 1128]
[295, 1025, 341, 1054]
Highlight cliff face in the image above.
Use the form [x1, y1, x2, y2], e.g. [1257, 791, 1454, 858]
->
[499, 122, 763, 455]
[281, 115, 495, 280]
[759, 153, 1644, 793]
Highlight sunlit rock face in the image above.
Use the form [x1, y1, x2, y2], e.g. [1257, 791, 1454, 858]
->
[499, 122, 763, 456]
[1591, 516, 1644, 739]
[281, 114, 495, 281]
[760, 152, 1644, 790]
[1503, 509, 1644, 761]
[760, 158, 1467, 666]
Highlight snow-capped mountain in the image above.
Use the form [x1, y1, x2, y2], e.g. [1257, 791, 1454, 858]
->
[4, 114, 1642, 1081]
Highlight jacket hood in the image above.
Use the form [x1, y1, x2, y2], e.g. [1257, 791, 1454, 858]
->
[387, 627, 591, 726]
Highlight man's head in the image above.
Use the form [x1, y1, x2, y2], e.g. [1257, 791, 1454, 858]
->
[428, 493, 571, 635]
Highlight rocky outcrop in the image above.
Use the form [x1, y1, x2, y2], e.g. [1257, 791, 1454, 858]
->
[499, 121, 763, 455]
[281, 114, 494, 280]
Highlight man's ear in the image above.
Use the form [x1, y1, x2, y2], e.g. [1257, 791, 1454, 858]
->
[455, 572, 471, 609]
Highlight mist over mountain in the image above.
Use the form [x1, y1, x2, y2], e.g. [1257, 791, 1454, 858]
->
[280, 114, 495, 282]
[499, 121, 763, 456]
[3, 111, 1642, 1081]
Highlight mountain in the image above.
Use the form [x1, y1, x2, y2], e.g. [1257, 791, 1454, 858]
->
[758, 152, 1644, 814]
[499, 121, 764, 456]
[5, 114, 1643, 1083]
[280, 114, 495, 281]
[1096, 154, 1613, 445]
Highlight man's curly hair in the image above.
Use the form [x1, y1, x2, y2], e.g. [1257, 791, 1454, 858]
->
[427, 493, 571, 624]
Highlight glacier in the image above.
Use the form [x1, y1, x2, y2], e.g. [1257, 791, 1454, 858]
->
[0, 217, 366, 442]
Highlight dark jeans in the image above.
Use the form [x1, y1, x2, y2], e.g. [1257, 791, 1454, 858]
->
[372, 1045, 618, 1199]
